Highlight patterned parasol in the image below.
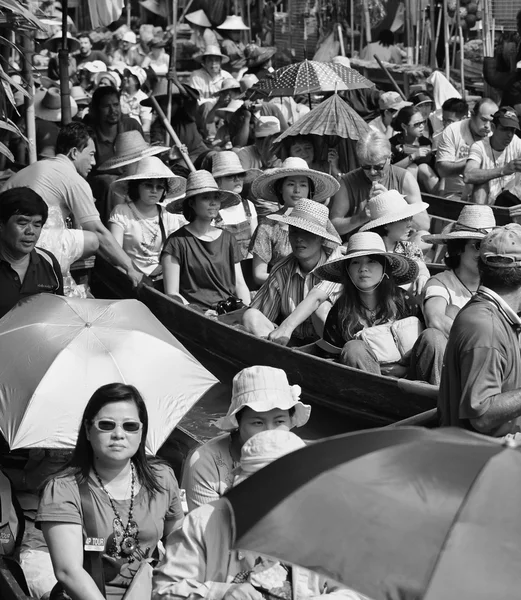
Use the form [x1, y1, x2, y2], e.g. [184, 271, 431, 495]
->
[253, 59, 373, 97]
[275, 93, 371, 141]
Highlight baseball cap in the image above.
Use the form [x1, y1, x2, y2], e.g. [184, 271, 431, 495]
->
[494, 106, 520, 130]
[480, 224, 521, 268]
[379, 91, 412, 112]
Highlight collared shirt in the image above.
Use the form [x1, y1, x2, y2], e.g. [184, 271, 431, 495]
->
[0, 247, 64, 318]
[251, 248, 342, 340]
[188, 68, 232, 101]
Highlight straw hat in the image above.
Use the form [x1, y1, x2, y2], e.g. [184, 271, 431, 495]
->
[211, 151, 261, 183]
[194, 45, 230, 64]
[217, 15, 250, 30]
[313, 231, 419, 286]
[240, 73, 259, 92]
[422, 205, 496, 244]
[359, 190, 429, 232]
[168, 170, 241, 213]
[215, 366, 311, 431]
[213, 78, 242, 96]
[124, 66, 147, 87]
[244, 44, 277, 68]
[252, 157, 340, 204]
[110, 156, 186, 198]
[268, 199, 341, 244]
[34, 87, 78, 122]
[98, 130, 169, 171]
[43, 31, 80, 53]
[70, 86, 91, 105]
[80, 60, 107, 74]
[139, 0, 168, 18]
[185, 9, 212, 28]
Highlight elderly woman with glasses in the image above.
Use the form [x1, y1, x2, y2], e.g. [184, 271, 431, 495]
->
[37, 383, 184, 600]
[329, 130, 430, 238]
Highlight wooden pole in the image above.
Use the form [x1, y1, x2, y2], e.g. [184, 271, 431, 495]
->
[338, 23, 345, 56]
[22, 32, 37, 164]
[59, 0, 72, 125]
[349, 0, 354, 55]
[126, 0, 131, 28]
[374, 55, 407, 99]
[362, 0, 372, 44]
[459, 24, 465, 99]
[443, 0, 450, 78]
[430, 0, 437, 68]
[166, 0, 179, 142]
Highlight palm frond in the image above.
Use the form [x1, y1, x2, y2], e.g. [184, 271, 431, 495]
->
[0, 0, 46, 30]
[0, 139, 15, 162]
[0, 118, 27, 142]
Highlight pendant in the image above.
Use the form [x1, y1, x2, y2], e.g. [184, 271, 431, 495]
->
[121, 536, 138, 556]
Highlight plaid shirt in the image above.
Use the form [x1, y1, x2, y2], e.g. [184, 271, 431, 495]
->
[251, 248, 342, 340]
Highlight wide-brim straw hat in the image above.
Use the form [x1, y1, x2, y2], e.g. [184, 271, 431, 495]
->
[98, 130, 169, 171]
[110, 156, 186, 198]
[94, 71, 120, 89]
[186, 9, 212, 27]
[313, 231, 419, 286]
[167, 169, 241, 213]
[268, 199, 341, 244]
[43, 31, 80, 53]
[211, 151, 261, 183]
[252, 157, 340, 204]
[217, 15, 250, 30]
[422, 205, 496, 244]
[244, 44, 277, 68]
[34, 87, 78, 122]
[360, 190, 429, 232]
[194, 44, 230, 64]
[80, 60, 107, 74]
[213, 78, 242, 96]
[70, 86, 91, 105]
[215, 366, 311, 431]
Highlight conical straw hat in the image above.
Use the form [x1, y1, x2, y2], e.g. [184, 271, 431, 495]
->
[98, 131, 169, 171]
[217, 15, 250, 30]
[185, 9, 212, 27]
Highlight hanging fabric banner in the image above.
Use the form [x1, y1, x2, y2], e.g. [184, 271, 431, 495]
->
[88, 0, 125, 28]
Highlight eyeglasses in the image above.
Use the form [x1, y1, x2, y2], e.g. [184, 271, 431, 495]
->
[92, 419, 143, 433]
[410, 120, 426, 128]
[361, 159, 389, 172]
[222, 173, 245, 181]
[140, 183, 166, 192]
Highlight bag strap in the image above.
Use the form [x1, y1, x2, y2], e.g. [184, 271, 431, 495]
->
[157, 205, 167, 245]
[76, 476, 106, 597]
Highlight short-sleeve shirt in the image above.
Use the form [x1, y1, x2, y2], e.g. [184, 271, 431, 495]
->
[120, 90, 152, 126]
[188, 68, 232, 100]
[162, 227, 241, 308]
[37, 464, 182, 600]
[75, 49, 109, 67]
[248, 211, 292, 269]
[109, 203, 187, 276]
[438, 287, 521, 436]
[0, 247, 63, 318]
[436, 118, 476, 196]
[467, 136, 521, 202]
[423, 269, 473, 311]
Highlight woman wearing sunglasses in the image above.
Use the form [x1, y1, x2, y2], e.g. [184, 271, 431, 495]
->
[37, 383, 184, 600]
[389, 106, 440, 193]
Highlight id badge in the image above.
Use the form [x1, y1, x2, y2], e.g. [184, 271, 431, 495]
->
[0, 531, 13, 545]
[84, 537, 105, 552]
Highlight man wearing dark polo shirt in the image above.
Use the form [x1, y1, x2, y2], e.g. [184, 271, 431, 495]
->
[74, 33, 109, 68]
[438, 223, 521, 438]
[0, 187, 63, 319]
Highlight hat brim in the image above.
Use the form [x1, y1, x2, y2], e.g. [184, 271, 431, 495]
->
[213, 166, 262, 184]
[246, 47, 277, 67]
[359, 201, 430, 232]
[43, 36, 80, 53]
[98, 144, 170, 171]
[110, 170, 186, 198]
[194, 52, 230, 64]
[215, 398, 311, 431]
[422, 230, 491, 244]
[268, 213, 341, 244]
[313, 250, 419, 286]
[34, 94, 78, 122]
[497, 117, 521, 131]
[167, 188, 241, 213]
[252, 167, 340, 204]
[217, 23, 250, 30]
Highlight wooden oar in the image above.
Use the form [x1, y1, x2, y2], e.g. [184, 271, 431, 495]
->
[373, 55, 407, 100]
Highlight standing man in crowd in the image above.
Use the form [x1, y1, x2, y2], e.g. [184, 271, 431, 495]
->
[74, 32, 110, 67]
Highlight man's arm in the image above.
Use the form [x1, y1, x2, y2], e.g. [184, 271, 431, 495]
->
[400, 170, 430, 231]
[437, 159, 467, 178]
[471, 389, 521, 433]
[463, 158, 510, 185]
[82, 220, 142, 286]
[329, 180, 369, 236]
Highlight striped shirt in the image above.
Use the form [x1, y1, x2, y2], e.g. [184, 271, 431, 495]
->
[251, 248, 342, 340]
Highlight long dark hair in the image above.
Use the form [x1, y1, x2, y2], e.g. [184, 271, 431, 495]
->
[273, 176, 315, 205]
[336, 255, 405, 339]
[54, 383, 165, 499]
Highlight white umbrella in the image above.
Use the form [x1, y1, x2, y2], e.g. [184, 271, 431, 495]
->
[0, 294, 218, 453]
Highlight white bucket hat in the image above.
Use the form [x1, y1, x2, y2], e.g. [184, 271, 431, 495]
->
[252, 156, 340, 204]
[254, 115, 280, 138]
[217, 15, 250, 30]
[422, 205, 496, 244]
[110, 156, 186, 199]
[124, 66, 147, 87]
[194, 45, 230, 64]
[215, 366, 311, 431]
[268, 199, 341, 244]
[122, 31, 137, 44]
[359, 190, 429, 232]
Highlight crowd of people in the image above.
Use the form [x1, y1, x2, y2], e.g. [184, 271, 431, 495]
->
[3, 3, 521, 599]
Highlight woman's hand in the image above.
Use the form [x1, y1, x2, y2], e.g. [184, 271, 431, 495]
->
[327, 148, 340, 173]
[412, 274, 429, 296]
[268, 325, 292, 346]
[370, 182, 388, 198]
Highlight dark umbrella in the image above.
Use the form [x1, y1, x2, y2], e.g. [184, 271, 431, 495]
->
[225, 427, 521, 600]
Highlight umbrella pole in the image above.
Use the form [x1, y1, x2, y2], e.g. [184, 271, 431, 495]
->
[166, 0, 179, 144]
[373, 55, 406, 100]
[443, 0, 450, 79]
[22, 32, 36, 164]
[308, 93, 312, 109]
[59, 0, 72, 125]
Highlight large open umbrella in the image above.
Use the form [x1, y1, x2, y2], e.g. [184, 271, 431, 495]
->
[225, 427, 521, 600]
[0, 294, 218, 453]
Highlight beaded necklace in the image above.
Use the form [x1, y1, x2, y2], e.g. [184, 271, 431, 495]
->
[93, 463, 141, 562]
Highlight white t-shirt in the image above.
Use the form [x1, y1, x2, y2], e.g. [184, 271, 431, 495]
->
[467, 135, 521, 202]
[436, 119, 476, 196]
[423, 269, 473, 311]
[109, 203, 187, 275]
[369, 115, 394, 139]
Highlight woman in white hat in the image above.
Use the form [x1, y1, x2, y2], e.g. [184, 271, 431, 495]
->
[211, 151, 259, 261]
[314, 232, 421, 378]
[141, 31, 169, 77]
[217, 15, 250, 77]
[108, 157, 186, 284]
[120, 66, 152, 133]
[243, 199, 342, 343]
[249, 157, 341, 286]
[185, 9, 219, 55]
[161, 170, 250, 308]
[188, 45, 231, 100]
[359, 190, 431, 294]
[181, 366, 311, 511]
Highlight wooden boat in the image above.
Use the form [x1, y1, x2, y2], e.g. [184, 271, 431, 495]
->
[91, 258, 438, 427]
[423, 192, 517, 226]
[0, 558, 31, 600]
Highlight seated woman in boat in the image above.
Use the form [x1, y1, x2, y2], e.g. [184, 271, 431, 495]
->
[161, 170, 251, 309]
[211, 151, 259, 262]
[389, 106, 440, 194]
[314, 232, 443, 384]
[37, 383, 183, 600]
[108, 156, 187, 286]
[277, 134, 342, 178]
[181, 366, 311, 511]
[248, 157, 341, 286]
[243, 200, 342, 344]
[359, 189, 431, 295]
